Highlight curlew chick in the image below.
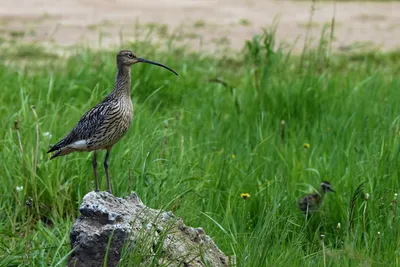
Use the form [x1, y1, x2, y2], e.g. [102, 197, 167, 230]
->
[297, 181, 335, 217]
[47, 50, 178, 194]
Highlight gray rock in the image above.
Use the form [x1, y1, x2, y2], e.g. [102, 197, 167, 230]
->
[68, 191, 231, 267]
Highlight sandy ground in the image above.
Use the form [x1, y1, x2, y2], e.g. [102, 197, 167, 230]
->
[0, 0, 399, 52]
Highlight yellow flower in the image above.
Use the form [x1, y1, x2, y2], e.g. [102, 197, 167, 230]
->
[303, 143, 310, 149]
[240, 193, 250, 200]
[231, 153, 236, 159]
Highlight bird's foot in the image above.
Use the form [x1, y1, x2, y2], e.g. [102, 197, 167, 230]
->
[107, 189, 113, 195]
[95, 189, 100, 193]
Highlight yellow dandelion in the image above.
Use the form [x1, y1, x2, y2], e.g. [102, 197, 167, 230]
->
[303, 143, 310, 149]
[240, 193, 250, 200]
[231, 153, 236, 159]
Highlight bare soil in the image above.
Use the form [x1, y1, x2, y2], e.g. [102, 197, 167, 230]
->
[0, 0, 399, 52]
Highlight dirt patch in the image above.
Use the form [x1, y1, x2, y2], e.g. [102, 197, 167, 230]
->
[0, 0, 399, 52]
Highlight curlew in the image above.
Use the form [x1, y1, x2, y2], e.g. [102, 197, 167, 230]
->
[297, 181, 335, 217]
[47, 50, 178, 194]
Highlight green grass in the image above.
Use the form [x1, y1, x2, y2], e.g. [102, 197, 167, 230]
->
[1, 30, 400, 266]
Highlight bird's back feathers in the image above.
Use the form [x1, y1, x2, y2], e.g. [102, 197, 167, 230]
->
[47, 99, 115, 158]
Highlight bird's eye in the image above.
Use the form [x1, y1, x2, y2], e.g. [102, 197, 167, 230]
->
[128, 53, 133, 58]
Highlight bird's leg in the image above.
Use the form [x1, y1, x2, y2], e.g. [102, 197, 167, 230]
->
[93, 152, 99, 192]
[104, 148, 112, 194]
[305, 202, 311, 221]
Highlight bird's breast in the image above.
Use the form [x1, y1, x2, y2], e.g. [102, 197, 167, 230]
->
[88, 98, 133, 149]
[115, 97, 133, 130]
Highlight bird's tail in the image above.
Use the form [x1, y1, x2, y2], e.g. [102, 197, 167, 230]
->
[47, 139, 67, 159]
[49, 149, 63, 160]
[49, 147, 74, 159]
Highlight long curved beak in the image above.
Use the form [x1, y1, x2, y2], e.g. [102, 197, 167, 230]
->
[137, 58, 178, 76]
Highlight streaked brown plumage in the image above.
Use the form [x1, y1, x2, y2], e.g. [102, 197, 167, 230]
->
[47, 50, 178, 194]
[297, 181, 335, 217]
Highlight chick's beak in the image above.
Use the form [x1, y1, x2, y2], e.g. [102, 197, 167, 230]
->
[137, 58, 178, 76]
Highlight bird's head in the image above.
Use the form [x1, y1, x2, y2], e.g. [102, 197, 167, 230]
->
[320, 181, 335, 193]
[116, 50, 178, 75]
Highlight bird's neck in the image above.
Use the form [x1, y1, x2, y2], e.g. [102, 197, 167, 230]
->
[111, 65, 131, 98]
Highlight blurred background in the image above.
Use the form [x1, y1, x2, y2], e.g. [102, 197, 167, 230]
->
[0, 0, 399, 52]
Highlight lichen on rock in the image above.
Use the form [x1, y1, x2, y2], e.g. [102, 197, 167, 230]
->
[68, 191, 231, 267]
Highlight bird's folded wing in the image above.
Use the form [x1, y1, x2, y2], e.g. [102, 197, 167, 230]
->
[48, 101, 113, 152]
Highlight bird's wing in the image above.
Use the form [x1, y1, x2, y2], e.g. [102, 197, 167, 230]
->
[298, 195, 315, 212]
[47, 101, 112, 153]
